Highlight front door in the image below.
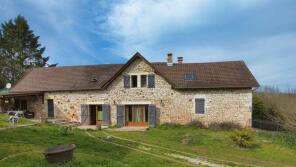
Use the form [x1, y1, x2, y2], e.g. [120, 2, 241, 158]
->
[125, 105, 148, 126]
[47, 99, 54, 118]
[89, 105, 103, 125]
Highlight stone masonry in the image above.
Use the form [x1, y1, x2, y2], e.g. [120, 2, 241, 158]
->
[29, 58, 252, 127]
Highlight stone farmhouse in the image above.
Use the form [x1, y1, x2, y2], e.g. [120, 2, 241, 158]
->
[0, 53, 259, 128]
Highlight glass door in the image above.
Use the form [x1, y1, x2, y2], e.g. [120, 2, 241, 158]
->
[133, 105, 142, 126]
[96, 105, 103, 125]
[125, 105, 148, 127]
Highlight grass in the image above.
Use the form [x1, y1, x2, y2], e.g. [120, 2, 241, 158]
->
[0, 113, 34, 127]
[1, 116, 296, 167]
[0, 123, 188, 167]
[104, 125, 296, 167]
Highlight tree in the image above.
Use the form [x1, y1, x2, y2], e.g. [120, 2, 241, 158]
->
[0, 15, 55, 87]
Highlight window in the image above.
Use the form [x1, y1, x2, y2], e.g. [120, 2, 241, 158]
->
[131, 75, 138, 88]
[124, 74, 155, 88]
[14, 99, 27, 111]
[195, 98, 205, 114]
[184, 73, 194, 80]
[141, 75, 147, 87]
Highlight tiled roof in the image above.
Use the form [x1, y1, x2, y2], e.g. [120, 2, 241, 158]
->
[10, 53, 259, 94]
[152, 61, 259, 89]
[10, 64, 123, 93]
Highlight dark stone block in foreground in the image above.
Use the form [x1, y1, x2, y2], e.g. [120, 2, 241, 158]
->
[44, 144, 76, 164]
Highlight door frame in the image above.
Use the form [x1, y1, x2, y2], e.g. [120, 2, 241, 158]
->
[89, 104, 103, 125]
[125, 105, 148, 127]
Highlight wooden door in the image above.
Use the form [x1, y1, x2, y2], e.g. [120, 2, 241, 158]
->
[47, 99, 54, 118]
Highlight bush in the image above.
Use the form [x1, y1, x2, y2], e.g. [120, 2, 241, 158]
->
[187, 120, 205, 128]
[229, 129, 255, 148]
[254, 92, 296, 132]
[208, 122, 241, 130]
[59, 126, 74, 136]
[252, 95, 275, 121]
[181, 134, 194, 145]
[158, 123, 182, 129]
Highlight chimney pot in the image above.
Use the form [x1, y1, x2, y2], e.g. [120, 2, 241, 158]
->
[167, 53, 173, 66]
[177, 57, 183, 64]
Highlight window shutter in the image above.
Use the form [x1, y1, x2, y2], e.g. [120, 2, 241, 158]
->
[117, 105, 125, 127]
[148, 104, 156, 127]
[102, 104, 110, 126]
[148, 74, 155, 88]
[81, 105, 89, 125]
[123, 75, 130, 88]
[195, 99, 205, 114]
[141, 75, 147, 87]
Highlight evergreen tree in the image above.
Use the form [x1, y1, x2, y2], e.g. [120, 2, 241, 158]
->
[0, 15, 55, 87]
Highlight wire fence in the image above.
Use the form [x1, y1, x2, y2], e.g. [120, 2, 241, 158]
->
[252, 119, 285, 131]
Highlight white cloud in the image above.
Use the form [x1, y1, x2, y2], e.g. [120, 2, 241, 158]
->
[100, 0, 264, 57]
[101, 0, 212, 56]
[99, 0, 296, 89]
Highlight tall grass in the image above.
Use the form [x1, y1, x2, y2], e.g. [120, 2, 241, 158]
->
[254, 92, 296, 132]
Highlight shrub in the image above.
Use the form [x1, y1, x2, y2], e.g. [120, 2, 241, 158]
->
[229, 129, 255, 148]
[187, 120, 205, 128]
[252, 95, 276, 121]
[254, 92, 296, 132]
[181, 134, 194, 145]
[158, 123, 182, 129]
[208, 122, 241, 130]
[59, 126, 74, 136]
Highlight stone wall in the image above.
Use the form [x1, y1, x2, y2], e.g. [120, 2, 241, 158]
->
[31, 58, 252, 127]
[14, 95, 44, 118]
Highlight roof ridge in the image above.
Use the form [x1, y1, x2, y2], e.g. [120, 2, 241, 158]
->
[32, 63, 124, 70]
[151, 60, 244, 65]
[32, 61, 245, 70]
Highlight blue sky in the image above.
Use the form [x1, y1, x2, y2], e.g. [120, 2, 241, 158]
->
[1, 0, 296, 90]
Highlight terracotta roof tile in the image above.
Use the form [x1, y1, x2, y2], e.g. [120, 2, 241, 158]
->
[10, 64, 123, 93]
[152, 61, 259, 89]
[10, 56, 259, 93]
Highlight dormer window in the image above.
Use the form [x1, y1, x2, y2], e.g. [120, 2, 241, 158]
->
[90, 74, 98, 82]
[184, 73, 194, 80]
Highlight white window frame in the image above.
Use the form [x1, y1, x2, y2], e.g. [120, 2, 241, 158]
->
[193, 95, 206, 114]
[127, 72, 151, 88]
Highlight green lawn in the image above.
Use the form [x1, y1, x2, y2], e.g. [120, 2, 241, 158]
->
[103, 125, 296, 167]
[0, 113, 34, 127]
[0, 121, 296, 167]
[0, 124, 189, 167]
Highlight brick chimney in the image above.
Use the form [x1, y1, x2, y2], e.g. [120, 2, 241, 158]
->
[177, 57, 183, 64]
[167, 53, 173, 66]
